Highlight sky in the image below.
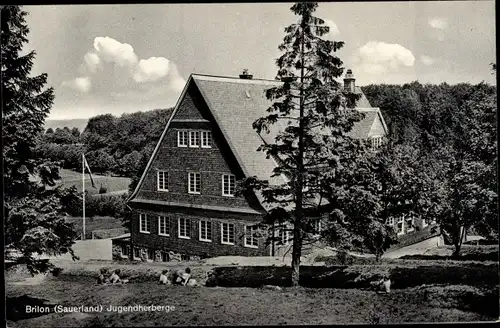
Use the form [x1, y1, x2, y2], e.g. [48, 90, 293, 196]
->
[23, 2, 496, 120]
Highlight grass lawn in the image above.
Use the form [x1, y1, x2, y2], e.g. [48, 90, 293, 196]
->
[5, 274, 496, 327]
[58, 169, 131, 196]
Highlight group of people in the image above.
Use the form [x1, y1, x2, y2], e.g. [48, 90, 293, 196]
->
[97, 268, 129, 284]
[97, 267, 198, 287]
[159, 267, 198, 286]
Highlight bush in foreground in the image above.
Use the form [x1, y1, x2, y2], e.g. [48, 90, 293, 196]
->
[205, 263, 498, 289]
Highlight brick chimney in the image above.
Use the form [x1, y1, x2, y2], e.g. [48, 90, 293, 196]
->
[344, 69, 355, 92]
[239, 69, 253, 79]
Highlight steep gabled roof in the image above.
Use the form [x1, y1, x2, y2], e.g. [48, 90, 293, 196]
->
[128, 73, 387, 209]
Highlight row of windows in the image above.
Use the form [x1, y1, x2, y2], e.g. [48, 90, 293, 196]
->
[386, 216, 434, 235]
[139, 214, 260, 248]
[157, 171, 236, 196]
[121, 246, 176, 262]
[178, 130, 212, 148]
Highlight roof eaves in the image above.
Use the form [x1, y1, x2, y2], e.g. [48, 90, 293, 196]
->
[130, 198, 265, 215]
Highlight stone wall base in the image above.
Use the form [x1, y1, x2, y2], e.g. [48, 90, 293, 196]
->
[111, 239, 201, 262]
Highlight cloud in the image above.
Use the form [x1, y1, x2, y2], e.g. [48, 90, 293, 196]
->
[63, 36, 186, 95]
[428, 17, 448, 30]
[61, 76, 91, 93]
[133, 57, 171, 83]
[420, 55, 435, 66]
[92, 36, 138, 68]
[352, 41, 415, 75]
[83, 52, 101, 73]
[323, 19, 340, 37]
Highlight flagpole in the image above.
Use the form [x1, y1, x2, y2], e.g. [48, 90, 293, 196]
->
[82, 153, 85, 241]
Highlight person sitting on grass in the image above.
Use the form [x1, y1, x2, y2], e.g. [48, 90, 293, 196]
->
[97, 268, 109, 284]
[159, 269, 170, 285]
[109, 269, 129, 284]
[171, 268, 192, 286]
[370, 274, 391, 294]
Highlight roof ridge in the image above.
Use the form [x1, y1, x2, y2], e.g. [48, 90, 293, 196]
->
[192, 73, 279, 83]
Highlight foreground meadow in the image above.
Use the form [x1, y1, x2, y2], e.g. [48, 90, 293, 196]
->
[6, 273, 497, 327]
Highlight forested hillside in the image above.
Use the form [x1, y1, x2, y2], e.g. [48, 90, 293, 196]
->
[361, 79, 497, 249]
[33, 77, 497, 255]
[35, 108, 173, 180]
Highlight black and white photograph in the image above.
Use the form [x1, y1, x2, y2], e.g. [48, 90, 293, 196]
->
[3, 1, 498, 326]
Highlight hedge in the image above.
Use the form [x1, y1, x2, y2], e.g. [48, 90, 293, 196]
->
[399, 252, 498, 262]
[205, 263, 498, 289]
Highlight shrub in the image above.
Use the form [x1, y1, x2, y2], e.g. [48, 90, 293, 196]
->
[99, 185, 107, 194]
[63, 194, 127, 218]
[205, 263, 498, 289]
[399, 252, 498, 262]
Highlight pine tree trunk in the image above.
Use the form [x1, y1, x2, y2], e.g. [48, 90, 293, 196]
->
[290, 13, 307, 288]
[291, 225, 302, 286]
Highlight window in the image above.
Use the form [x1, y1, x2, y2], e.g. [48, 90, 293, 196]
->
[406, 216, 415, 232]
[147, 249, 155, 261]
[177, 130, 188, 147]
[221, 222, 235, 245]
[121, 245, 129, 258]
[371, 136, 383, 149]
[157, 171, 168, 191]
[279, 229, 291, 245]
[139, 214, 150, 234]
[199, 220, 212, 242]
[396, 217, 404, 235]
[189, 130, 200, 147]
[386, 217, 395, 226]
[161, 252, 170, 262]
[244, 225, 259, 248]
[201, 131, 212, 148]
[188, 172, 201, 194]
[158, 216, 170, 236]
[312, 218, 322, 235]
[222, 174, 236, 196]
[178, 217, 191, 239]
